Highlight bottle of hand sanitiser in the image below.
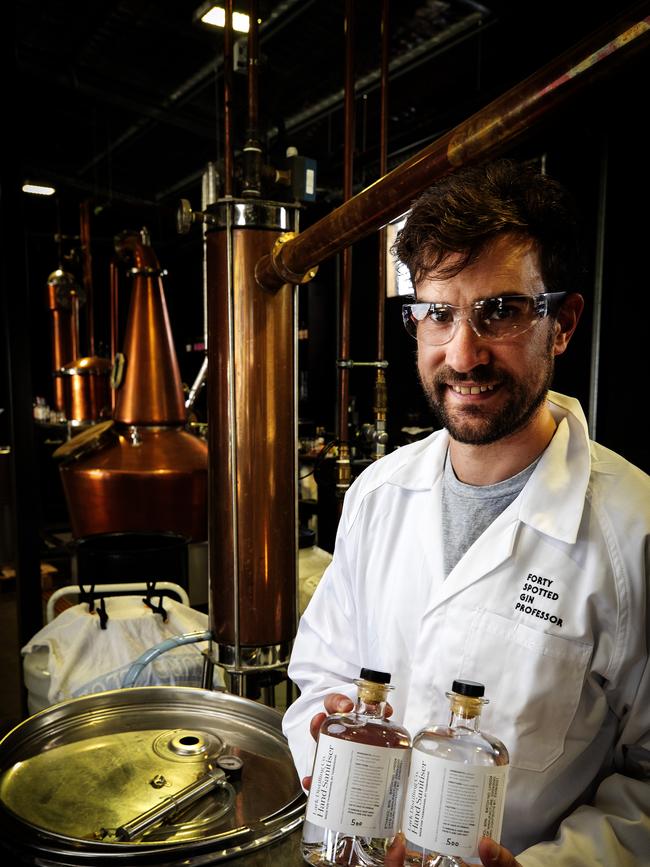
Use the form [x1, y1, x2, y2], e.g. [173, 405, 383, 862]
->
[403, 680, 509, 866]
[301, 668, 411, 866]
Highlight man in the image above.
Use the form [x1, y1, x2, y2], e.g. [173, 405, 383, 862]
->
[282, 159, 650, 865]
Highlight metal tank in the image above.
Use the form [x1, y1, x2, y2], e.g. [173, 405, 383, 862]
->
[0, 686, 305, 865]
[46, 268, 81, 415]
[58, 229, 208, 541]
[205, 199, 300, 686]
[58, 355, 112, 425]
[47, 259, 111, 426]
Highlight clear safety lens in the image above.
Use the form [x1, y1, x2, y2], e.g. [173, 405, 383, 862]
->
[402, 292, 566, 345]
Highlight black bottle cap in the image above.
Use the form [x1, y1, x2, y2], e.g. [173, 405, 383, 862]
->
[359, 668, 391, 684]
[452, 680, 485, 697]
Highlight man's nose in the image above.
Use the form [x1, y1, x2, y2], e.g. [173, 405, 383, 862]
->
[443, 317, 490, 371]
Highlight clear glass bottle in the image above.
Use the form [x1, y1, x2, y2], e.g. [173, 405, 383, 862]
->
[403, 680, 509, 866]
[301, 668, 411, 866]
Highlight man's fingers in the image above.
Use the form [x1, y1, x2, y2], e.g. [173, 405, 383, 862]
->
[310, 693, 355, 741]
[302, 775, 312, 791]
[384, 831, 406, 866]
[309, 712, 327, 741]
[323, 693, 354, 715]
[319, 693, 394, 718]
[479, 837, 522, 867]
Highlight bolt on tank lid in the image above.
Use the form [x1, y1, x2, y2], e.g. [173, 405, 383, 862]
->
[359, 668, 391, 684]
[451, 679, 485, 697]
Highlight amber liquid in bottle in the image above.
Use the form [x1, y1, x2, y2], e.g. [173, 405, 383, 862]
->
[403, 680, 509, 866]
[301, 668, 411, 866]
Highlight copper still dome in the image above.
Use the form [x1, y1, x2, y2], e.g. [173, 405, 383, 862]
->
[58, 230, 208, 542]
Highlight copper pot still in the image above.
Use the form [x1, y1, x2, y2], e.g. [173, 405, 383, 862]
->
[59, 230, 208, 542]
[207, 200, 298, 661]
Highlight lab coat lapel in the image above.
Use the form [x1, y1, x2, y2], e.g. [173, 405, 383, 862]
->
[393, 433, 449, 604]
[416, 475, 447, 601]
[435, 508, 519, 605]
[519, 397, 590, 543]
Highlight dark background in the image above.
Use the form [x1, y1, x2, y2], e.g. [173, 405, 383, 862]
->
[7, 0, 650, 530]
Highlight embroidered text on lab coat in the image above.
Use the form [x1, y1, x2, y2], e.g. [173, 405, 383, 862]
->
[514, 572, 563, 627]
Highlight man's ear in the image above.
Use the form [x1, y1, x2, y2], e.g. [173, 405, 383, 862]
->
[553, 293, 584, 357]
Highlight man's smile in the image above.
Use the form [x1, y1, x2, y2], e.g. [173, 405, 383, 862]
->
[448, 383, 496, 396]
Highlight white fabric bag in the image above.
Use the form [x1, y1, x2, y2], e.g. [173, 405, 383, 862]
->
[22, 596, 211, 715]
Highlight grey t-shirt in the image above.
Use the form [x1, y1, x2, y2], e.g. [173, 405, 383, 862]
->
[442, 449, 540, 577]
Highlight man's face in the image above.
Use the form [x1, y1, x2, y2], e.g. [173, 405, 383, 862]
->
[415, 234, 558, 446]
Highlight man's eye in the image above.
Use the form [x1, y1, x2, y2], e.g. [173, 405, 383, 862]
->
[482, 298, 525, 321]
[428, 305, 452, 323]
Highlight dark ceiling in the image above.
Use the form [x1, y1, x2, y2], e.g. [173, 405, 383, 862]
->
[15, 0, 642, 214]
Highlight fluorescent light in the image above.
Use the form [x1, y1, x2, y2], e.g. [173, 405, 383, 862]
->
[22, 183, 56, 196]
[199, 6, 250, 32]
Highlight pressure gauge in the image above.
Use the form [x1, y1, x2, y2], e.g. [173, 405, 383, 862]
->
[216, 755, 244, 779]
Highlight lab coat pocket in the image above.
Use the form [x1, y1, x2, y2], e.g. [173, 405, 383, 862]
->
[459, 609, 592, 772]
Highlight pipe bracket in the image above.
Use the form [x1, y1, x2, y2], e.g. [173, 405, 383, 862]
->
[128, 267, 168, 277]
[336, 359, 389, 369]
[263, 233, 319, 288]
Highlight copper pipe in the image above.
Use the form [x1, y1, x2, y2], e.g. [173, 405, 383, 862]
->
[46, 272, 75, 412]
[70, 293, 80, 362]
[256, 6, 650, 291]
[80, 200, 95, 356]
[207, 211, 296, 647]
[373, 0, 390, 462]
[247, 0, 259, 133]
[109, 258, 119, 411]
[243, 0, 262, 196]
[336, 0, 355, 501]
[377, 0, 389, 363]
[223, 0, 234, 197]
[201, 161, 220, 350]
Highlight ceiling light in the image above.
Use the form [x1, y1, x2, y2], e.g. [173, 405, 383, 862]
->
[22, 183, 56, 196]
[195, 5, 251, 33]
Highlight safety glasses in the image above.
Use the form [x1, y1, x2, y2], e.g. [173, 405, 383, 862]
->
[402, 292, 567, 346]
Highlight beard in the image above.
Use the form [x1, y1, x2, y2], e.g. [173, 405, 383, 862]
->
[418, 339, 556, 446]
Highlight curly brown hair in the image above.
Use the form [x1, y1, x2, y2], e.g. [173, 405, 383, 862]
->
[393, 159, 584, 295]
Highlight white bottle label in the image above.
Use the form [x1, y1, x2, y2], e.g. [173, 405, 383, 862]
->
[306, 733, 408, 837]
[404, 749, 509, 861]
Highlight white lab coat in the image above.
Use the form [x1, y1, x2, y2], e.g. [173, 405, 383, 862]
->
[283, 392, 650, 865]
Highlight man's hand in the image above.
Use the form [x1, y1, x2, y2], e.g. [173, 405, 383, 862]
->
[301, 693, 354, 790]
[478, 837, 522, 866]
[384, 835, 522, 867]
[301, 692, 395, 790]
[384, 832, 407, 866]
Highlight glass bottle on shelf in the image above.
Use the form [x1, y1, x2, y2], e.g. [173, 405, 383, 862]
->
[301, 668, 411, 866]
[403, 680, 509, 866]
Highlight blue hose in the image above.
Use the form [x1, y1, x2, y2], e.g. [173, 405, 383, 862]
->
[122, 630, 212, 688]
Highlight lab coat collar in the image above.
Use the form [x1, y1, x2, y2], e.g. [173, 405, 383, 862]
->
[386, 427, 449, 490]
[519, 391, 591, 544]
[386, 390, 592, 545]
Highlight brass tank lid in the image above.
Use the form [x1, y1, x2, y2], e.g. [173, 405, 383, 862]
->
[0, 687, 304, 863]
